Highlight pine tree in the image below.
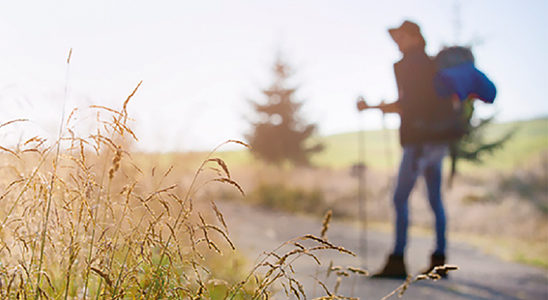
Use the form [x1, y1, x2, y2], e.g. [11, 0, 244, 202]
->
[246, 57, 323, 166]
[448, 99, 515, 186]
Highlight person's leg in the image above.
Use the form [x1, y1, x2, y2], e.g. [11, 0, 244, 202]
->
[423, 148, 447, 255]
[392, 146, 421, 256]
[373, 146, 420, 278]
[423, 158, 450, 278]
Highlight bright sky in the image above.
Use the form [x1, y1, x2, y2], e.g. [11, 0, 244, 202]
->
[1, 0, 546, 151]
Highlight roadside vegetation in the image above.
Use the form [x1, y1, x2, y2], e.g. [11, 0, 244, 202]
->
[0, 85, 458, 299]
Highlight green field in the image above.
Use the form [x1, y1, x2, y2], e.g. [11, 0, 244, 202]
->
[218, 117, 548, 171]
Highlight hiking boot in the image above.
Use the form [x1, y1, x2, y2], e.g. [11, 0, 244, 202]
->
[421, 253, 448, 279]
[371, 254, 408, 279]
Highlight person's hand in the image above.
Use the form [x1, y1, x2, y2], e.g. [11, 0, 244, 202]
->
[356, 96, 368, 111]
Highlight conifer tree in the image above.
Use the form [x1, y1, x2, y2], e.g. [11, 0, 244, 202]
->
[246, 57, 322, 166]
[448, 99, 514, 186]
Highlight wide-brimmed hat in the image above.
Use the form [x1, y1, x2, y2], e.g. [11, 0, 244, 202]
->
[388, 20, 423, 44]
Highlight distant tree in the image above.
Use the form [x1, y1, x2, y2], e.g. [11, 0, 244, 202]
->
[246, 57, 323, 166]
[448, 99, 514, 186]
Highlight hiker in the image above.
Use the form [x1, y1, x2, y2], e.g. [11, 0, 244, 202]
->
[357, 20, 454, 279]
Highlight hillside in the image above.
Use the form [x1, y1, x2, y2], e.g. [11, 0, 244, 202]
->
[218, 117, 547, 171]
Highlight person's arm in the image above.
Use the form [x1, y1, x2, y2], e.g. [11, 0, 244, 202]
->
[357, 99, 400, 114]
[379, 101, 400, 114]
[386, 62, 403, 114]
[356, 62, 403, 114]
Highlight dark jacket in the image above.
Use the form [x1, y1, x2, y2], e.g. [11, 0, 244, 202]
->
[394, 48, 457, 146]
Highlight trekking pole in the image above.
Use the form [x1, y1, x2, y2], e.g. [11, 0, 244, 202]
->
[356, 96, 367, 269]
[350, 95, 367, 297]
[380, 100, 395, 187]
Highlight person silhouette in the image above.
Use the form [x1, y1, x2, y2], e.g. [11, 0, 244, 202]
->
[358, 20, 450, 279]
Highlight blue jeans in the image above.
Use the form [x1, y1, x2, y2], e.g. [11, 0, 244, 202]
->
[392, 143, 447, 256]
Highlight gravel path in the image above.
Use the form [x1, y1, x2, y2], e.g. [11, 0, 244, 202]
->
[218, 201, 548, 300]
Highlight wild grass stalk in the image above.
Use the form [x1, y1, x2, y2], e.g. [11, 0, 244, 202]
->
[143, 140, 248, 299]
[35, 48, 72, 299]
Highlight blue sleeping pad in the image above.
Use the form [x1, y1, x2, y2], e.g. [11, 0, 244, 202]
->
[434, 47, 496, 103]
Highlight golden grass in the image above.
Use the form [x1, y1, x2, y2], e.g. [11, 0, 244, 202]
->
[0, 98, 454, 298]
[0, 52, 458, 298]
[0, 82, 372, 299]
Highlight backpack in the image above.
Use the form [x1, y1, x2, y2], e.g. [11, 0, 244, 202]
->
[429, 46, 497, 141]
[433, 46, 498, 186]
[434, 46, 497, 104]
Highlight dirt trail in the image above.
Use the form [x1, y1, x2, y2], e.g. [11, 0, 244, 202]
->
[219, 201, 548, 300]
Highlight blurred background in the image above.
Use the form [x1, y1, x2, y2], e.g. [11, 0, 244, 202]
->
[0, 1, 547, 298]
[0, 0, 546, 151]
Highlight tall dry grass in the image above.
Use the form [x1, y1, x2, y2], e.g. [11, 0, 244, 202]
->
[0, 101, 404, 299]
[0, 78, 368, 299]
[0, 52, 457, 299]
